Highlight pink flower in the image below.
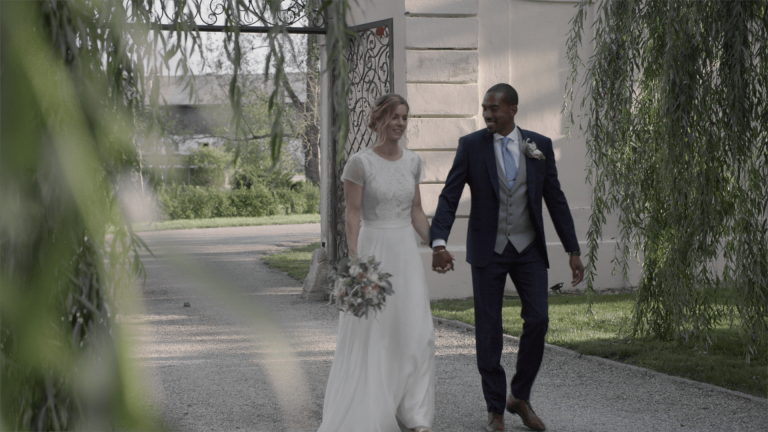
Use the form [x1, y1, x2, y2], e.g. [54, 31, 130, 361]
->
[362, 283, 380, 299]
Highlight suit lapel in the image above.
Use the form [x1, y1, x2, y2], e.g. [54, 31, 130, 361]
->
[482, 131, 500, 200]
[519, 128, 536, 202]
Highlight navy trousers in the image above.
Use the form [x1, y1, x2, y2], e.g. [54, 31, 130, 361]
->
[471, 241, 549, 414]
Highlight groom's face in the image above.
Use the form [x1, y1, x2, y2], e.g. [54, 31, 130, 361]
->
[482, 92, 517, 136]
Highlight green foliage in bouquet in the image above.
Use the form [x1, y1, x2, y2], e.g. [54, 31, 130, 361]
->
[329, 256, 394, 319]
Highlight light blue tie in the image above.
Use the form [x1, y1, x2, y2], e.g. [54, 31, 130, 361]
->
[502, 136, 518, 188]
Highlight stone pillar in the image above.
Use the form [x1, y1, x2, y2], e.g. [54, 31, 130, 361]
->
[301, 248, 330, 301]
[304, 33, 334, 301]
[319, 34, 332, 257]
[404, 0, 480, 298]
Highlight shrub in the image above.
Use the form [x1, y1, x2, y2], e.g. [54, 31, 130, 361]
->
[273, 182, 321, 214]
[293, 181, 320, 214]
[229, 184, 280, 217]
[156, 183, 320, 220]
[231, 169, 254, 190]
[156, 184, 182, 218]
[186, 147, 230, 187]
[231, 165, 296, 190]
[302, 181, 320, 214]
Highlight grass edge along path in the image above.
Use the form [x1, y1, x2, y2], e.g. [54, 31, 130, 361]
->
[132, 214, 320, 232]
[432, 295, 766, 398]
[262, 242, 766, 399]
[262, 242, 322, 282]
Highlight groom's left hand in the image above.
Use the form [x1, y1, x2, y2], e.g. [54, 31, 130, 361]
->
[570, 256, 584, 286]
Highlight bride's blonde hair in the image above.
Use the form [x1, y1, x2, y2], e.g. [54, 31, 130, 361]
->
[367, 94, 409, 145]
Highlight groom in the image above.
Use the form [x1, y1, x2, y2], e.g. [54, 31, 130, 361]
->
[430, 84, 584, 432]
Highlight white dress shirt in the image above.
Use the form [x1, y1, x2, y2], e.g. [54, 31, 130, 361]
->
[431, 126, 521, 249]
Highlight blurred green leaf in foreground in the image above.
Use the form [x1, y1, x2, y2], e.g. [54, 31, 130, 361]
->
[0, 0, 192, 429]
[0, 0, 358, 429]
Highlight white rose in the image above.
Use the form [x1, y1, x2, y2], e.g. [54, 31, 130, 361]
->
[348, 265, 360, 276]
[367, 272, 380, 284]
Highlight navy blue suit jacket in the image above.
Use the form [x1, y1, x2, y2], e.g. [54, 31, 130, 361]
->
[430, 128, 579, 268]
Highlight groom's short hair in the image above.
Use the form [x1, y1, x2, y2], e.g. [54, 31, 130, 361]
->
[486, 84, 518, 106]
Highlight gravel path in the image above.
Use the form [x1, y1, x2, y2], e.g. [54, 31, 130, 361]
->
[126, 225, 766, 432]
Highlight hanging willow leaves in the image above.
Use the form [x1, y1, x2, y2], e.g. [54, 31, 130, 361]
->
[565, 0, 768, 356]
[2, 0, 355, 429]
[214, 0, 355, 168]
[321, 0, 357, 167]
[0, 0, 175, 429]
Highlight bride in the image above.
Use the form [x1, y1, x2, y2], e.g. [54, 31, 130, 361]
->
[318, 94, 448, 432]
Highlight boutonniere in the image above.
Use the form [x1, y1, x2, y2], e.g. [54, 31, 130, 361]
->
[523, 139, 546, 160]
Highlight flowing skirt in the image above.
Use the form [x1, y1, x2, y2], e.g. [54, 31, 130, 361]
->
[318, 219, 435, 432]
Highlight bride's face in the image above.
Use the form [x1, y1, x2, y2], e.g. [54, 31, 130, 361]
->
[382, 104, 408, 143]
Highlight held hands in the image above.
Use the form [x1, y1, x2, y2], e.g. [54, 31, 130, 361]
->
[569, 255, 584, 286]
[431, 246, 455, 274]
[431, 246, 583, 283]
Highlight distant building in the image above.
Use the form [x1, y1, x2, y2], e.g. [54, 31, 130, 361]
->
[140, 73, 309, 185]
[150, 73, 307, 155]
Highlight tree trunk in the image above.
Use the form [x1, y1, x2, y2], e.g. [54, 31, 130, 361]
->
[303, 34, 321, 185]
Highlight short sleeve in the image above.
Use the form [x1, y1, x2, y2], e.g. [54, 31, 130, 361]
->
[412, 153, 426, 184]
[341, 153, 366, 185]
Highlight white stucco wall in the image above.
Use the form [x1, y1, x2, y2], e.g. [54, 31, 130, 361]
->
[345, 0, 641, 299]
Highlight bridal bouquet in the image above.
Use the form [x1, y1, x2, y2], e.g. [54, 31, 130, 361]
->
[328, 255, 394, 318]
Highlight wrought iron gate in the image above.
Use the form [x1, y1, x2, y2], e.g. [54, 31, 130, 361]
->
[329, 19, 394, 262]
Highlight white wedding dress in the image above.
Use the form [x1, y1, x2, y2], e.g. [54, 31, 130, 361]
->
[318, 148, 435, 432]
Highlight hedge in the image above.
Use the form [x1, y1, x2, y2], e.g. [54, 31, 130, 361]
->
[157, 182, 320, 220]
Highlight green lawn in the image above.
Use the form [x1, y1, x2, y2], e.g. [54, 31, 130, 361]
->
[432, 294, 767, 398]
[261, 242, 766, 398]
[132, 214, 320, 231]
[262, 242, 321, 281]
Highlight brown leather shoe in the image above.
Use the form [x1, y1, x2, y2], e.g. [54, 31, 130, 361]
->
[506, 396, 546, 431]
[485, 411, 504, 432]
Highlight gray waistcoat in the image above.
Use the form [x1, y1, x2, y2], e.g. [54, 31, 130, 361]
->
[494, 143, 537, 254]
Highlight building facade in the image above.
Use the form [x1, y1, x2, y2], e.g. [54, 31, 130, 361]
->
[318, 0, 641, 299]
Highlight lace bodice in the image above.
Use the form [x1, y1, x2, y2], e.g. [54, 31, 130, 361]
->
[341, 148, 426, 221]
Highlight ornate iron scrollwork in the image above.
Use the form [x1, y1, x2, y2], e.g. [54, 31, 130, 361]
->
[332, 20, 393, 262]
[132, 0, 326, 29]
